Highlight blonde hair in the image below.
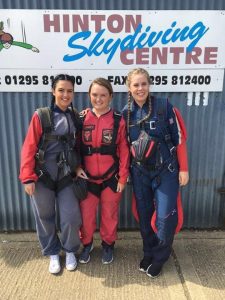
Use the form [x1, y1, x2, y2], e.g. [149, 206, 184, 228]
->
[126, 68, 151, 88]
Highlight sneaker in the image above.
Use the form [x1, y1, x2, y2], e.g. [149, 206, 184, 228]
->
[66, 252, 77, 271]
[146, 263, 163, 278]
[79, 242, 94, 264]
[139, 256, 152, 272]
[102, 245, 114, 264]
[49, 255, 61, 274]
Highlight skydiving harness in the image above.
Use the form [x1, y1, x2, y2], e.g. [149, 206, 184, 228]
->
[130, 97, 177, 176]
[81, 111, 122, 197]
[35, 107, 81, 193]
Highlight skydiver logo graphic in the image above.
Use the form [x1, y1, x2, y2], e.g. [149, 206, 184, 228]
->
[0, 21, 39, 53]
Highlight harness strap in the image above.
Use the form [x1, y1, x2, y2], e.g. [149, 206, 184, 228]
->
[86, 161, 119, 180]
[111, 112, 121, 145]
[35, 168, 56, 191]
[82, 144, 117, 156]
[133, 153, 177, 177]
[87, 181, 102, 197]
[132, 161, 157, 171]
[154, 97, 175, 155]
[37, 107, 52, 133]
[43, 133, 75, 142]
[35, 165, 73, 192]
[87, 172, 119, 197]
[56, 174, 73, 193]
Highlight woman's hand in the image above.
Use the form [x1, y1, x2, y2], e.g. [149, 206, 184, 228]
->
[76, 167, 88, 179]
[24, 182, 35, 196]
[117, 182, 126, 193]
[79, 108, 90, 117]
[179, 171, 189, 186]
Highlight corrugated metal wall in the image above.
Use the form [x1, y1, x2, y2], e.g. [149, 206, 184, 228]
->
[0, 0, 225, 231]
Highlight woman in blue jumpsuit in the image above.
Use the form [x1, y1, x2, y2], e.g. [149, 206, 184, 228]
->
[122, 68, 189, 278]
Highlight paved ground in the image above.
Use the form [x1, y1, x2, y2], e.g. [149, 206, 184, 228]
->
[0, 231, 224, 300]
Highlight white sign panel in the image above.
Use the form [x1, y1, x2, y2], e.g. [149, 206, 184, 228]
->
[0, 10, 224, 92]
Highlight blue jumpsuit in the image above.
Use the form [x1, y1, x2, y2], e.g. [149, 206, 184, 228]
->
[123, 97, 181, 264]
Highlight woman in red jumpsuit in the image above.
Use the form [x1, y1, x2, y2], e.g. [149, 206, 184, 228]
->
[79, 78, 130, 265]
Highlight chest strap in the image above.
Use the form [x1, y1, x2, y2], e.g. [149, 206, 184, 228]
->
[82, 144, 117, 156]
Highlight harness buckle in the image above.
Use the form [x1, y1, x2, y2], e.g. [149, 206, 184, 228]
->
[168, 163, 175, 173]
[88, 146, 92, 155]
[57, 160, 64, 168]
[165, 134, 171, 141]
[170, 146, 176, 155]
[37, 170, 44, 178]
[149, 121, 156, 130]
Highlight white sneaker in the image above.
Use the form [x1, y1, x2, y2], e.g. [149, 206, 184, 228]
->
[49, 255, 61, 274]
[66, 252, 77, 271]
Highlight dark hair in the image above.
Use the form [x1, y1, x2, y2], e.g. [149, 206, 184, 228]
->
[50, 74, 76, 130]
[88, 77, 113, 96]
[51, 74, 75, 90]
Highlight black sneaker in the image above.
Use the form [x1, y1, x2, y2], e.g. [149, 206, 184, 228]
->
[146, 263, 163, 278]
[102, 242, 114, 264]
[139, 256, 152, 272]
[79, 242, 94, 264]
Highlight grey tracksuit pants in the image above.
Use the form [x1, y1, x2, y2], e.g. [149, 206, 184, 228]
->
[31, 181, 81, 256]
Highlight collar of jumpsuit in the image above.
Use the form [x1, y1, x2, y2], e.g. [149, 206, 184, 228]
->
[131, 99, 150, 124]
[53, 105, 71, 113]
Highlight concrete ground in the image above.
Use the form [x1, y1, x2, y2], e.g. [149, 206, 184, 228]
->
[0, 230, 224, 300]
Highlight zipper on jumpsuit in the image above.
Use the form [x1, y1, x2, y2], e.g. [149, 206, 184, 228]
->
[95, 116, 101, 178]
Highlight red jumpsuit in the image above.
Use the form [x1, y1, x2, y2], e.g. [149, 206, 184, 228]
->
[80, 109, 130, 245]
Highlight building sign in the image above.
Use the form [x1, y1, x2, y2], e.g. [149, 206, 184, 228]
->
[0, 10, 224, 92]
